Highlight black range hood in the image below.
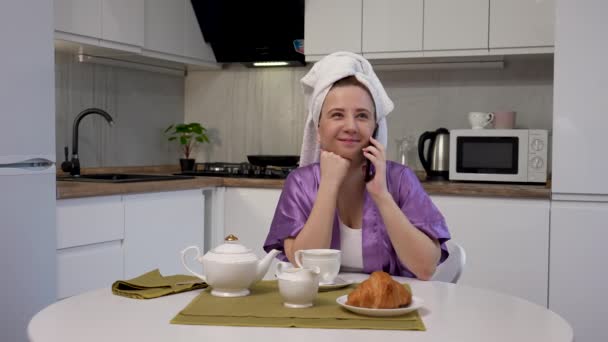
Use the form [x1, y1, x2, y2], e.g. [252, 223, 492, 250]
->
[191, 0, 305, 67]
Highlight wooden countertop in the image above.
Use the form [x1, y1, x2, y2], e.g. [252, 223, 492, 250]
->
[56, 166, 551, 200]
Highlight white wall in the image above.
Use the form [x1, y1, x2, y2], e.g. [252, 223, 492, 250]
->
[55, 52, 184, 167]
[185, 55, 553, 169]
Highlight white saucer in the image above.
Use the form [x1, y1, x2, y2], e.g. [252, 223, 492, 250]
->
[318, 277, 353, 291]
[335, 295, 424, 317]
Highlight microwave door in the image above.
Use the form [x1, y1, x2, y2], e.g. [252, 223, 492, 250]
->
[453, 136, 528, 182]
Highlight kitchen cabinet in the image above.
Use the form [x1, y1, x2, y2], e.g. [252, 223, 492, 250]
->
[552, 1, 608, 196]
[54, 0, 101, 40]
[304, 0, 362, 59]
[549, 2, 608, 341]
[54, 0, 144, 50]
[305, 0, 555, 60]
[143, 0, 184, 56]
[101, 0, 145, 48]
[54, 0, 217, 69]
[489, 0, 554, 51]
[423, 0, 489, 52]
[362, 0, 423, 55]
[223, 188, 282, 280]
[57, 241, 123, 300]
[549, 201, 608, 342]
[56, 196, 125, 299]
[430, 195, 549, 307]
[142, 0, 216, 63]
[123, 190, 205, 279]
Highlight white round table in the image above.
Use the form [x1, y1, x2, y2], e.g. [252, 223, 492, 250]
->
[29, 273, 572, 342]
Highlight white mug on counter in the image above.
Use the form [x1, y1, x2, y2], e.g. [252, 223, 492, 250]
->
[468, 112, 495, 129]
[294, 249, 341, 285]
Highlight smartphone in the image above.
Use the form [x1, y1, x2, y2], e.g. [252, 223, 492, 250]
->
[364, 124, 379, 183]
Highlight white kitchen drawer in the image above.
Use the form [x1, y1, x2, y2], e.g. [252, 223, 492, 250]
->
[57, 240, 124, 299]
[57, 195, 124, 249]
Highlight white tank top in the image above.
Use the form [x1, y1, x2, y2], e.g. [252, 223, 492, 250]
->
[339, 219, 364, 272]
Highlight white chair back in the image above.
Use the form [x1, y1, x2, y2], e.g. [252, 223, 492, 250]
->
[431, 240, 466, 283]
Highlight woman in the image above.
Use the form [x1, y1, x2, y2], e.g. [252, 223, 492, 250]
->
[263, 52, 450, 280]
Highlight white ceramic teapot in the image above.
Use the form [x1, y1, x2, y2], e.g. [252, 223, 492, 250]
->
[181, 234, 280, 297]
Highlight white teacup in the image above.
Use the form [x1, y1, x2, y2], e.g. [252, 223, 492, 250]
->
[468, 112, 495, 129]
[294, 249, 341, 285]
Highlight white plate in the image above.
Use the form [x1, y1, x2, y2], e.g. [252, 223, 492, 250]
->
[336, 295, 424, 317]
[319, 277, 353, 291]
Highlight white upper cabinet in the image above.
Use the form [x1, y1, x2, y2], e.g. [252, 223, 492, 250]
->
[305, 0, 362, 57]
[144, 0, 185, 56]
[54, 0, 217, 67]
[552, 0, 608, 196]
[489, 0, 554, 49]
[101, 0, 144, 47]
[183, 0, 216, 62]
[424, 0, 489, 51]
[54, 0, 101, 38]
[55, 0, 144, 48]
[362, 0, 423, 53]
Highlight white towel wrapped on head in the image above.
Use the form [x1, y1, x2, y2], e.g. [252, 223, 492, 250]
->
[299, 51, 394, 167]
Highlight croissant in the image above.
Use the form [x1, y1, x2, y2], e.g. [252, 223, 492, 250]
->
[346, 271, 412, 309]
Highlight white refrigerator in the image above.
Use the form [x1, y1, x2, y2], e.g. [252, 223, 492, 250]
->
[550, 1, 608, 342]
[0, 1, 57, 341]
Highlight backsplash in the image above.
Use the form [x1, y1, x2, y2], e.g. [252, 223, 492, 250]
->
[185, 55, 553, 170]
[55, 52, 184, 168]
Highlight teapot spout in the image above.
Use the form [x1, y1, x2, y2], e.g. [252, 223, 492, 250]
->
[255, 249, 280, 282]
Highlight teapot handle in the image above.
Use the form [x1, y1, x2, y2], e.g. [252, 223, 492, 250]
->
[180, 246, 206, 282]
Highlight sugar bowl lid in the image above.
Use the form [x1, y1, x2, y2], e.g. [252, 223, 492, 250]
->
[204, 234, 258, 263]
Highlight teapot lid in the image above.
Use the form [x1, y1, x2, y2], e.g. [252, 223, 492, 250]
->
[205, 234, 258, 263]
[212, 234, 252, 254]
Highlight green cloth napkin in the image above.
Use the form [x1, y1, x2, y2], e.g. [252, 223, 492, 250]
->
[112, 269, 207, 299]
[171, 280, 425, 331]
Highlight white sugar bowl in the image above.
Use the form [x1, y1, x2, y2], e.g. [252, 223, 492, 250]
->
[275, 262, 320, 308]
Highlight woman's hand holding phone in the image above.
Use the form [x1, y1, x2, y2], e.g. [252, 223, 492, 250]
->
[363, 135, 389, 200]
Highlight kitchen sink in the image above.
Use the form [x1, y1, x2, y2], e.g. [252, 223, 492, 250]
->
[57, 173, 195, 183]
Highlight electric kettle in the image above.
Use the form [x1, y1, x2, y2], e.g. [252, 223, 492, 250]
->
[418, 128, 450, 180]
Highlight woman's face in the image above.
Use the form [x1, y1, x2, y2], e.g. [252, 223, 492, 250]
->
[318, 84, 376, 163]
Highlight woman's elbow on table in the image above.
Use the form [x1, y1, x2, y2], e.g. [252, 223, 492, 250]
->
[414, 265, 436, 281]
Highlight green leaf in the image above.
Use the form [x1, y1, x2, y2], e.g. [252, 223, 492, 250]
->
[168, 137, 177, 141]
[180, 136, 188, 145]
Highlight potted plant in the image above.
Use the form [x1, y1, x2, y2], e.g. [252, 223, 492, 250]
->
[164, 122, 210, 171]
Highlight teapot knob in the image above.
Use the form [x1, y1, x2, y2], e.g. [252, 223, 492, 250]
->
[225, 234, 239, 241]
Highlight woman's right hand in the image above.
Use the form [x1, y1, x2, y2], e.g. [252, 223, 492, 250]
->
[319, 150, 350, 189]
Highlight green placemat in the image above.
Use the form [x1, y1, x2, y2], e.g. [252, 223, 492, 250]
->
[171, 280, 425, 331]
[112, 269, 207, 299]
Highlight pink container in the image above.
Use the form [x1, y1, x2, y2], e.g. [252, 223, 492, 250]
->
[492, 111, 516, 129]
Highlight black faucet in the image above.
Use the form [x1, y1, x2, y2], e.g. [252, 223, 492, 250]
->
[61, 108, 114, 176]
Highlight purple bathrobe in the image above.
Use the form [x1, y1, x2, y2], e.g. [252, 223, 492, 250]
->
[263, 161, 451, 278]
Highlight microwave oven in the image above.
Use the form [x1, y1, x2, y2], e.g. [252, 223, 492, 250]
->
[449, 129, 548, 183]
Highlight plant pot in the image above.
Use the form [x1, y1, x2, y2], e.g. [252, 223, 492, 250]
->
[179, 158, 196, 172]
